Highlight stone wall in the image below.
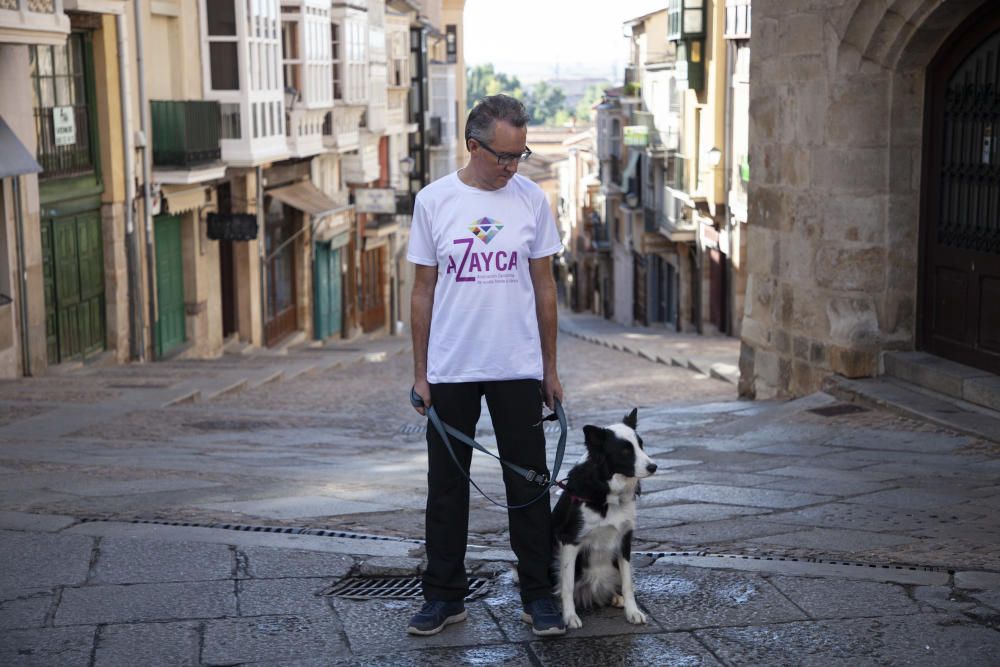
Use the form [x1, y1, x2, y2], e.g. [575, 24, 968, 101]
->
[740, 0, 992, 398]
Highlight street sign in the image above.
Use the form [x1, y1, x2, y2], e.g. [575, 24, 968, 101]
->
[53, 106, 76, 147]
[354, 188, 397, 214]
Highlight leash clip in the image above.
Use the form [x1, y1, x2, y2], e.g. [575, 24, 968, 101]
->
[525, 470, 549, 486]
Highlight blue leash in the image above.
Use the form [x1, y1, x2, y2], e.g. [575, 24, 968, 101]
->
[409, 387, 568, 509]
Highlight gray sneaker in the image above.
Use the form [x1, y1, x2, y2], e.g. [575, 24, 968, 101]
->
[406, 600, 468, 636]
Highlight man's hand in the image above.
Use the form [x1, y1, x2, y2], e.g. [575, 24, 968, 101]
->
[413, 377, 432, 416]
[542, 373, 563, 411]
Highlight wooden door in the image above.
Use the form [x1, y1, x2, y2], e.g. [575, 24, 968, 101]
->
[920, 10, 1000, 372]
[154, 215, 186, 358]
[41, 210, 105, 364]
[361, 246, 385, 333]
[264, 200, 298, 346]
[313, 243, 344, 340]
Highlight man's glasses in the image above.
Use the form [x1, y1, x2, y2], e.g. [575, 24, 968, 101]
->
[477, 140, 532, 167]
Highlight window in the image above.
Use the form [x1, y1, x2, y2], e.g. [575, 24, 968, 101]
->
[206, 0, 239, 90]
[30, 33, 96, 179]
[331, 22, 341, 100]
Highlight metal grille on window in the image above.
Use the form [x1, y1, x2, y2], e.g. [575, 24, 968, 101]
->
[31, 35, 95, 179]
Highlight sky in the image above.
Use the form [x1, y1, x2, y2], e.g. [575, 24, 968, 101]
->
[463, 0, 667, 83]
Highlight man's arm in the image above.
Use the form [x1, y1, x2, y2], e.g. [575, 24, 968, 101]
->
[411, 263, 437, 415]
[529, 255, 563, 410]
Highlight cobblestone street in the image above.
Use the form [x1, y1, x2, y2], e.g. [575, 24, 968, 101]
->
[2, 320, 1000, 664]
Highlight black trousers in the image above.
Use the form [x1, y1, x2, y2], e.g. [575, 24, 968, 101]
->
[422, 379, 553, 604]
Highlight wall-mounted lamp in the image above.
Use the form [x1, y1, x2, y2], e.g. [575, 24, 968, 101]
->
[399, 155, 415, 176]
[284, 86, 300, 111]
[705, 146, 722, 168]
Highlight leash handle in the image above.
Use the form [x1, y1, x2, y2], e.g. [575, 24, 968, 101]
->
[409, 385, 568, 510]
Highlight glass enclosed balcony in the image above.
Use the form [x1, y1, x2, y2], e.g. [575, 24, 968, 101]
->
[151, 100, 222, 168]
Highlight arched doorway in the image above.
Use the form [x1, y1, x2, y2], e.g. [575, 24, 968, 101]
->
[919, 5, 1000, 373]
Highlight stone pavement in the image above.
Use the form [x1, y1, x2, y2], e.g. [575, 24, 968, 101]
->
[558, 311, 741, 384]
[2, 316, 1000, 664]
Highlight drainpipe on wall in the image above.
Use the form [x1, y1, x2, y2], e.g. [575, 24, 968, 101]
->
[133, 0, 157, 359]
[117, 11, 144, 362]
[12, 176, 30, 376]
[257, 165, 266, 348]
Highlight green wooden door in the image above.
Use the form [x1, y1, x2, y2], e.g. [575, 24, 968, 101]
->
[314, 243, 330, 340]
[154, 215, 186, 358]
[330, 246, 341, 338]
[41, 210, 106, 365]
[313, 243, 342, 340]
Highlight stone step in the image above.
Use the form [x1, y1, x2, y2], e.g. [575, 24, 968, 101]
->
[823, 374, 1000, 444]
[883, 351, 1000, 412]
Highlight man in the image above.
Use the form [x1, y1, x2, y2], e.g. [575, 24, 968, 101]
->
[406, 94, 566, 637]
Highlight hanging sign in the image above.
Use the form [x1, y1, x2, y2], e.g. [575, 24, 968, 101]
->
[354, 188, 398, 214]
[52, 106, 76, 146]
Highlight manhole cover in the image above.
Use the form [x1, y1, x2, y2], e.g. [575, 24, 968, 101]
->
[186, 419, 281, 431]
[322, 576, 491, 601]
[807, 403, 870, 417]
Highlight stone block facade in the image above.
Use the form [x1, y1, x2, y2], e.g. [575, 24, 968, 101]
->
[740, 0, 997, 398]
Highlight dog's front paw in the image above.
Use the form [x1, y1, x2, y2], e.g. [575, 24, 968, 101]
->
[564, 612, 583, 629]
[625, 607, 647, 625]
[610, 594, 625, 608]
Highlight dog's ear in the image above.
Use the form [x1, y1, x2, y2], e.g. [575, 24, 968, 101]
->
[623, 408, 638, 430]
[583, 425, 607, 458]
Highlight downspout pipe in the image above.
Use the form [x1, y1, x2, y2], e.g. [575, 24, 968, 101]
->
[12, 176, 30, 376]
[116, 11, 143, 362]
[133, 0, 157, 359]
[257, 165, 266, 347]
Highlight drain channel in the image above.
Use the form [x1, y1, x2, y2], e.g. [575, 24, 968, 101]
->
[634, 551, 951, 573]
[78, 517, 422, 543]
[322, 575, 491, 601]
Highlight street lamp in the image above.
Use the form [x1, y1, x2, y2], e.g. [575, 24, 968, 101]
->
[283, 86, 299, 111]
[399, 155, 415, 175]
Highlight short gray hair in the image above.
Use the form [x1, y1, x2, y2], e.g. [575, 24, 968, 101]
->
[465, 94, 530, 149]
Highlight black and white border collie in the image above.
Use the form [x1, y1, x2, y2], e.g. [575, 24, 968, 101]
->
[552, 408, 657, 629]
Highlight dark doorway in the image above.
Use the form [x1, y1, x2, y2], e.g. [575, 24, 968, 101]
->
[264, 197, 299, 346]
[920, 7, 1000, 373]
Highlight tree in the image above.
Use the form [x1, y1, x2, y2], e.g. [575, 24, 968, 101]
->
[574, 84, 607, 123]
[528, 81, 566, 125]
[467, 64, 527, 110]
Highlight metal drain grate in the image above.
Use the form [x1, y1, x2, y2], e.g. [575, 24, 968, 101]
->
[322, 575, 491, 601]
[632, 551, 950, 573]
[807, 403, 870, 417]
[78, 517, 421, 543]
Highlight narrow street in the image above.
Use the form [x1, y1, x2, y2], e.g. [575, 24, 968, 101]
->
[2, 319, 1000, 664]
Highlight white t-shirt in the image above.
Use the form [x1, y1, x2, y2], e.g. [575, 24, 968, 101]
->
[407, 171, 562, 383]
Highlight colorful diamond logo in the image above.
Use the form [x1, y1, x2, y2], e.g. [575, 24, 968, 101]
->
[469, 217, 503, 244]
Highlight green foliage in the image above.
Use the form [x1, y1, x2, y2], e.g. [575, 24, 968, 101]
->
[573, 84, 606, 123]
[466, 65, 612, 127]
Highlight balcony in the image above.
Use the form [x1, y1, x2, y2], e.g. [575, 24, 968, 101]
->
[151, 100, 226, 184]
[342, 134, 380, 184]
[322, 105, 364, 153]
[0, 0, 69, 46]
[286, 107, 325, 159]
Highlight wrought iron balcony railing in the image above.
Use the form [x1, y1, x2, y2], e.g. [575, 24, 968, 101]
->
[151, 100, 222, 169]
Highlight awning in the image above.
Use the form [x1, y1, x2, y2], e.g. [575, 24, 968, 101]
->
[268, 180, 343, 219]
[0, 116, 42, 179]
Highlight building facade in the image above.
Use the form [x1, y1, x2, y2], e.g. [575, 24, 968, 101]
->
[739, 0, 1000, 398]
[0, 0, 464, 377]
